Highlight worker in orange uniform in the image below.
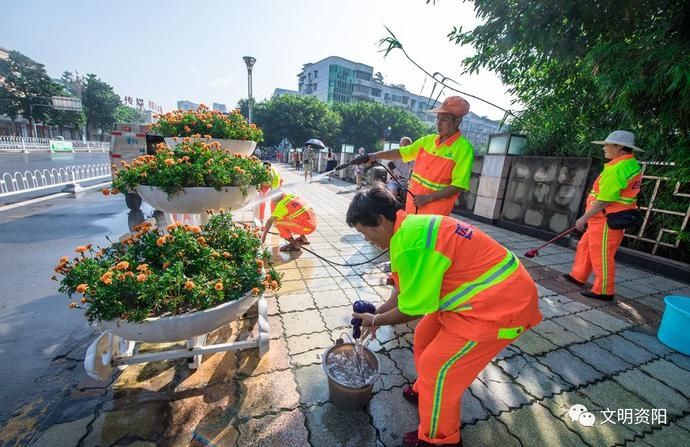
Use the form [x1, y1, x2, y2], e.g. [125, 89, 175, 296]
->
[348, 185, 541, 447]
[261, 192, 317, 252]
[257, 161, 283, 224]
[352, 96, 474, 215]
[564, 130, 643, 300]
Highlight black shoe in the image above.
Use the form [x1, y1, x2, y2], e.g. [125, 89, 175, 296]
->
[562, 274, 585, 286]
[579, 290, 615, 301]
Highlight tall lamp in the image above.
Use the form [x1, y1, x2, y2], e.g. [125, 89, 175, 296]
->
[242, 56, 256, 124]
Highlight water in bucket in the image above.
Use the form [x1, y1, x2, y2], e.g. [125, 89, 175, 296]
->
[325, 343, 378, 388]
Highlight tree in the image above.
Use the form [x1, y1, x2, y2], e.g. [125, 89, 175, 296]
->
[0, 50, 59, 136]
[253, 95, 341, 148]
[236, 98, 249, 120]
[373, 72, 385, 84]
[81, 74, 121, 140]
[114, 104, 147, 124]
[446, 0, 690, 163]
[332, 101, 429, 152]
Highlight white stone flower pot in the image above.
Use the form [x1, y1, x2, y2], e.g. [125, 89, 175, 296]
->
[136, 185, 258, 214]
[164, 137, 256, 156]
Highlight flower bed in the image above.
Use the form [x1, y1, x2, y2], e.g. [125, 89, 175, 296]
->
[53, 213, 281, 323]
[109, 139, 271, 197]
[152, 105, 263, 143]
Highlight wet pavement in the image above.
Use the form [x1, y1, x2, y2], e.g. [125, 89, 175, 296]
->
[1, 164, 689, 446]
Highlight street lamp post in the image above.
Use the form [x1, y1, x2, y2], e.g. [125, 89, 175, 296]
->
[242, 56, 256, 124]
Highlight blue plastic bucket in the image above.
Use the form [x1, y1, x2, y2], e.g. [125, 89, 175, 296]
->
[657, 295, 690, 356]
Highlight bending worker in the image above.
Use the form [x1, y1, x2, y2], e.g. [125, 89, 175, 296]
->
[261, 192, 317, 252]
[348, 185, 541, 447]
[351, 96, 474, 215]
[565, 130, 643, 300]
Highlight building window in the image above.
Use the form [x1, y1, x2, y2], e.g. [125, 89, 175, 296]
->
[308, 73, 312, 81]
[314, 70, 318, 78]
[355, 70, 371, 81]
[313, 82, 317, 90]
[410, 99, 416, 108]
[371, 88, 381, 98]
[384, 93, 390, 101]
[402, 96, 409, 105]
[392, 95, 402, 103]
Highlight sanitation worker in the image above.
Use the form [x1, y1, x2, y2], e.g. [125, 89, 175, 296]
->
[257, 161, 283, 224]
[261, 192, 317, 252]
[351, 96, 474, 215]
[348, 185, 541, 447]
[564, 130, 643, 300]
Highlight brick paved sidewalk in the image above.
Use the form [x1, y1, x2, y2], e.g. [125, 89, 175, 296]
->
[9, 163, 690, 447]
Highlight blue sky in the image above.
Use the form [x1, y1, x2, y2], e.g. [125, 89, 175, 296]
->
[0, 0, 514, 119]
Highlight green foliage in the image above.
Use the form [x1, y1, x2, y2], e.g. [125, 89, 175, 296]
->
[152, 105, 263, 142]
[332, 101, 429, 151]
[114, 104, 147, 125]
[253, 95, 341, 148]
[448, 0, 690, 168]
[0, 50, 63, 135]
[111, 140, 271, 197]
[81, 73, 121, 139]
[54, 214, 281, 323]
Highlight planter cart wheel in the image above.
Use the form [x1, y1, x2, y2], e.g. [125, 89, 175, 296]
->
[125, 191, 142, 210]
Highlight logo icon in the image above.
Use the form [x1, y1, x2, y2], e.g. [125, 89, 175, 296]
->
[568, 404, 597, 427]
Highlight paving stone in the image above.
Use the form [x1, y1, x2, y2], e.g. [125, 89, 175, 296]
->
[389, 348, 416, 382]
[235, 408, 309, 447]
[640, 359, 690, 399]
[165, 383, 236, 439]
[461, 413, 522, 447]
[31, 416, 92, 447]
[265, 296, 280, 316]
[237, 336, 290, 376]
[294, 364, 330, 404]
[281, 309, 326, 337]
[539, 296, 571, 318]
[40, 395, 103, 427]
[312, 288, 353, 308]
[614, 369, 689, 416]
[498, 354, 569, 399]
[279, 269, 302, 281]
[494, 345, 521, 360]
[299, 266, 332, 279]
[113, 360, 177, 397]
[268, 314, 285, 340]
[304, 402, 378, 447]
[461, 390, 489, 424]
[616, 285, 649, 299]
[306, 277, 341, 292]
[582, 380, 666, 434]
[542, 389, 637, 446]
[83, 400, 168, 447]
[567, 342, 632, 375]
[666, 352, 690, 372]
[497, 402, 587, 447]
[286, 331, 334, 355]
[237, 370, 299, 417]
[578, 308, 634, 333]
[620, 329, 673, 356]
[511, 330, 558, 356]
[560, 300, 592, 313]
[676, 414, 690, 431]
[635, 423, 690, 447]
[372, 354, 407, 393]
[552, 314, 610, 340]
[538, 348, 603, 387]
[290, 348, 325, 367]
[277, 292, 316, 313]
[320, 305, 353, 331]
[278, 279, 309, 295]
[532, 319, 586, 346]
[476, 363, 533, 410]
[368, 388, 419, 447]
[592, 334, 658, 366]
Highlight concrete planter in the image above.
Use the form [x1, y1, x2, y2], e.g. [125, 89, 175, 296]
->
[136, 185, 258, 214]
[164, 137, 256, 156]
[99, 290, 261, 343]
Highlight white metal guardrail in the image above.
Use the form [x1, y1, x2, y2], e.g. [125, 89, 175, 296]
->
[0, 136, 110, 153]
[0, 164, 112, 199]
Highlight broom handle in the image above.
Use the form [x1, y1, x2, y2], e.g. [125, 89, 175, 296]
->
[533, 227, 577, 251]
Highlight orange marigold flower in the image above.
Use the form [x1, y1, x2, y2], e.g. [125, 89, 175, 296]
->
[76, 284, 88, 294]
[222, 251, 230, 258]
[214, 282, 224, 291]
[75, 245, 89, 254]
[125, 271, 135, 278]
[256, 259, 264, 267]
[136, 264, 149, 272]
[117, 274, 126, 281]
[69, 302, 78, 309]
[100, 272, 113, 284]
[80, 297, 88, 304]
[184, 126, 191, 132]
[197, 236, 206, 245]
[157, 236, 168, 246]
[184, 280, 195, 290]
[163, 261, 171, 269]
[136, 273, 147, 282]
[102, 189, 111, 196]
[252, 287, 260, 296]
[111, 188, 120, 194]
[164, 158, 175, 166]
[115, 261, 130, 270]
[60, 256, 70, 263]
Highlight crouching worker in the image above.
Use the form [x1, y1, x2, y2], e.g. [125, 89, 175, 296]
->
[261, 192, 317, 252]
[348, 185, 541, 447]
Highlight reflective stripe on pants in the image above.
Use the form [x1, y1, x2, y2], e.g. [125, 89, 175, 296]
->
[570, 218, 624, 295]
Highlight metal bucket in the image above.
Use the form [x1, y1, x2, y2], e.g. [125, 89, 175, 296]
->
[323, 340, 380, 410]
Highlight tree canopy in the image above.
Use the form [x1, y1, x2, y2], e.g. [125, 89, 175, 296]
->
[81, 74, 121, 139]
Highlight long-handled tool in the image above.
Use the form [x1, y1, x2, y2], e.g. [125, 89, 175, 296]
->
[524, 227, 577, 258]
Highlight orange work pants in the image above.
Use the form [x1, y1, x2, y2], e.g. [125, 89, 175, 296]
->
[569, 218, 624, 295]
[412, 312, 513, 445]
[275, 212, 317, 240]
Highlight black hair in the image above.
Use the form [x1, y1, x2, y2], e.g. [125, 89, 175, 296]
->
[346, 183, 401, 227]
[263, 161, 271, 167]
[621, 147, 633, 153]
[387, 161, 396, 169]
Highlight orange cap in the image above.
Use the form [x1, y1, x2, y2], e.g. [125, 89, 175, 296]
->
[429, 96, 470, 118]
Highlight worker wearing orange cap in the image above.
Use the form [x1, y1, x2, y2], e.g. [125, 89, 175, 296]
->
[261, 192, 317, 252]
[348, 186, 541, 447]
[357, 96, 474, 216]
[565, 130, 643, 300]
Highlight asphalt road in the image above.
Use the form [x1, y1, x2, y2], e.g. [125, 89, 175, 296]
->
[0, 190, 153, 424]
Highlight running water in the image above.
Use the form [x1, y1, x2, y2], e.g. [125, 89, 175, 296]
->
[326, 345, 377, 388]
